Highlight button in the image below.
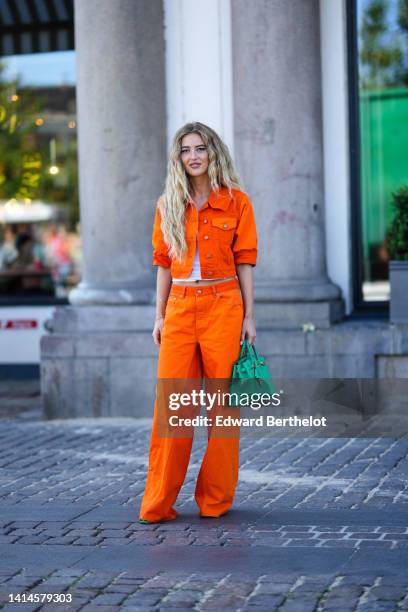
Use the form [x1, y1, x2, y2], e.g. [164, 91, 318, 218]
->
[206, 253, 212, 258]
[204, 235, 209, 240]
[223, 223, 228, 228]
[203, 219, 208, 224]
[197, 289, 202, 294]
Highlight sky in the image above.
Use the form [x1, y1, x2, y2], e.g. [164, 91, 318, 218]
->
[2, 50, 76, 86]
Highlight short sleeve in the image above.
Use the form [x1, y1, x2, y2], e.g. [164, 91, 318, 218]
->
[232, 194, 258, 266]
[152, 200, 171, 268]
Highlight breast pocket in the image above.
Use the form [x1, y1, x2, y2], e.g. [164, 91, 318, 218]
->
[211, 217, 237, 244]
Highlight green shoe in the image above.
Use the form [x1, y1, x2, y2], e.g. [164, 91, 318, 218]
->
[139, 514, 178, 525]
[200, 511, 229, 519]
[200, 515, 219, 518]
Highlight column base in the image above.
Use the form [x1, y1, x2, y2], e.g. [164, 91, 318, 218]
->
[254, 299, 345, 330]
[40, 304, 159, 419]
[253, 279, 344, 329]
[68, 282, 155, 305]
[254, 278, 342, 302]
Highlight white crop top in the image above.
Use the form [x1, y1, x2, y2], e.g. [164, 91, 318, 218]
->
[172, 238, 225, 281]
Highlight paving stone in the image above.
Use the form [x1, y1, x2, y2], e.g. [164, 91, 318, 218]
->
[1, 605, 40, 612]
[348, 532, 382, 539]
[319, 540, 358, 547]
[91, 592, 127, 605]
[246, 594, 284, 605]
[104, 583, 138, 594]
[17, 537, 49, 545]
[125, 593, 164, 606]
[76, 576, 113, 589]
[358, 540, 394, 547]
[43, 536, 79, 545]
[80, 606, 120, 612]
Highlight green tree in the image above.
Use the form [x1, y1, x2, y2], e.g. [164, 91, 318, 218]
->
[360, 0, 404, 88]
[396, 0, 408, 85]
[0, 60, 79, 226]
[0, 61, 41, 199]
[387, 185, 408, 260]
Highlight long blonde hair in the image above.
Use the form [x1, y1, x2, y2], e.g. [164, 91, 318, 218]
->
[158, 122, 244, 262]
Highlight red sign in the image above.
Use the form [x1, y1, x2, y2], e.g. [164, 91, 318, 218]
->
[0, 320, 38, 329]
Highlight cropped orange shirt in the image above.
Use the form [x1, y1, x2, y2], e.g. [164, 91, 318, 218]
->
[151, 186, 258, 279]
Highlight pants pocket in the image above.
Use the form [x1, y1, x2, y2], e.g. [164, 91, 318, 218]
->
[216, 288, 243, 307]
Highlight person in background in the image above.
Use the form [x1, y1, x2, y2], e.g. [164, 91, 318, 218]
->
[0, 226, 18, 270]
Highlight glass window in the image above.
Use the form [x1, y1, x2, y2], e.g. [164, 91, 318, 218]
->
[356, 0, 408, 302]
[0, 50, 81, 300]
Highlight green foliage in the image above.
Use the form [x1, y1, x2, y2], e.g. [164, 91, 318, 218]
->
[398, 0, 408, 31]
[0, 60, 79, 226]
[360, 0, 408, 88]
[0, 62, 40, 198]
[387, 185, 408, 260]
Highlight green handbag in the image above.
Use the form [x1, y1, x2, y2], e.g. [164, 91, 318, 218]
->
[229, 339, 276, 407]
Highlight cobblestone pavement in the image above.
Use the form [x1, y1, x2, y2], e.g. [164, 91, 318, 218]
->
[0, 384, 408, 610]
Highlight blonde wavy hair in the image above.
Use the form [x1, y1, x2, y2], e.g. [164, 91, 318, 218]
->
[158, 121, 244, 262]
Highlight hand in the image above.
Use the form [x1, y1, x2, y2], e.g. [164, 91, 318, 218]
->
[152, 317, 164, 346]
[241, 315, 256, 345]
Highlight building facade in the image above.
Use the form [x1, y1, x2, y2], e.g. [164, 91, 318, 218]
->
[1, 0, 407, 416]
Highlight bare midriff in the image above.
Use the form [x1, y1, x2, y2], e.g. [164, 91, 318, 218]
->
[172, 276, 237, 287]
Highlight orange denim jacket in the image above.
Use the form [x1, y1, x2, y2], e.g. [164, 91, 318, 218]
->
[152, 186, 258, 279]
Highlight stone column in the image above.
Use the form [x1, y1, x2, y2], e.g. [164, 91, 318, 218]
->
[69, 0, 166, 305]
[231, 0, 344, 328]
[40, 0, 166, 418]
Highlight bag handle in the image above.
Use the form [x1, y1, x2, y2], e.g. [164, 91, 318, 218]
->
[242, 338, 262, 363]
[241, 338, 252, 358]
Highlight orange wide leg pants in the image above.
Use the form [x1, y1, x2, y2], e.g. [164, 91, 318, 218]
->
[139, 278, 244, 522]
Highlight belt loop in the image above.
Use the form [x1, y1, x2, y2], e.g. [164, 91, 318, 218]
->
[181, 285, 186, 298]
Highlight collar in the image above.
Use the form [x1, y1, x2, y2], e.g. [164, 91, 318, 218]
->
[187, 186, 233, 211]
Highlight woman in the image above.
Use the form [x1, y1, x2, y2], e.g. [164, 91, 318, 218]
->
[139, 121, 258, 524]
